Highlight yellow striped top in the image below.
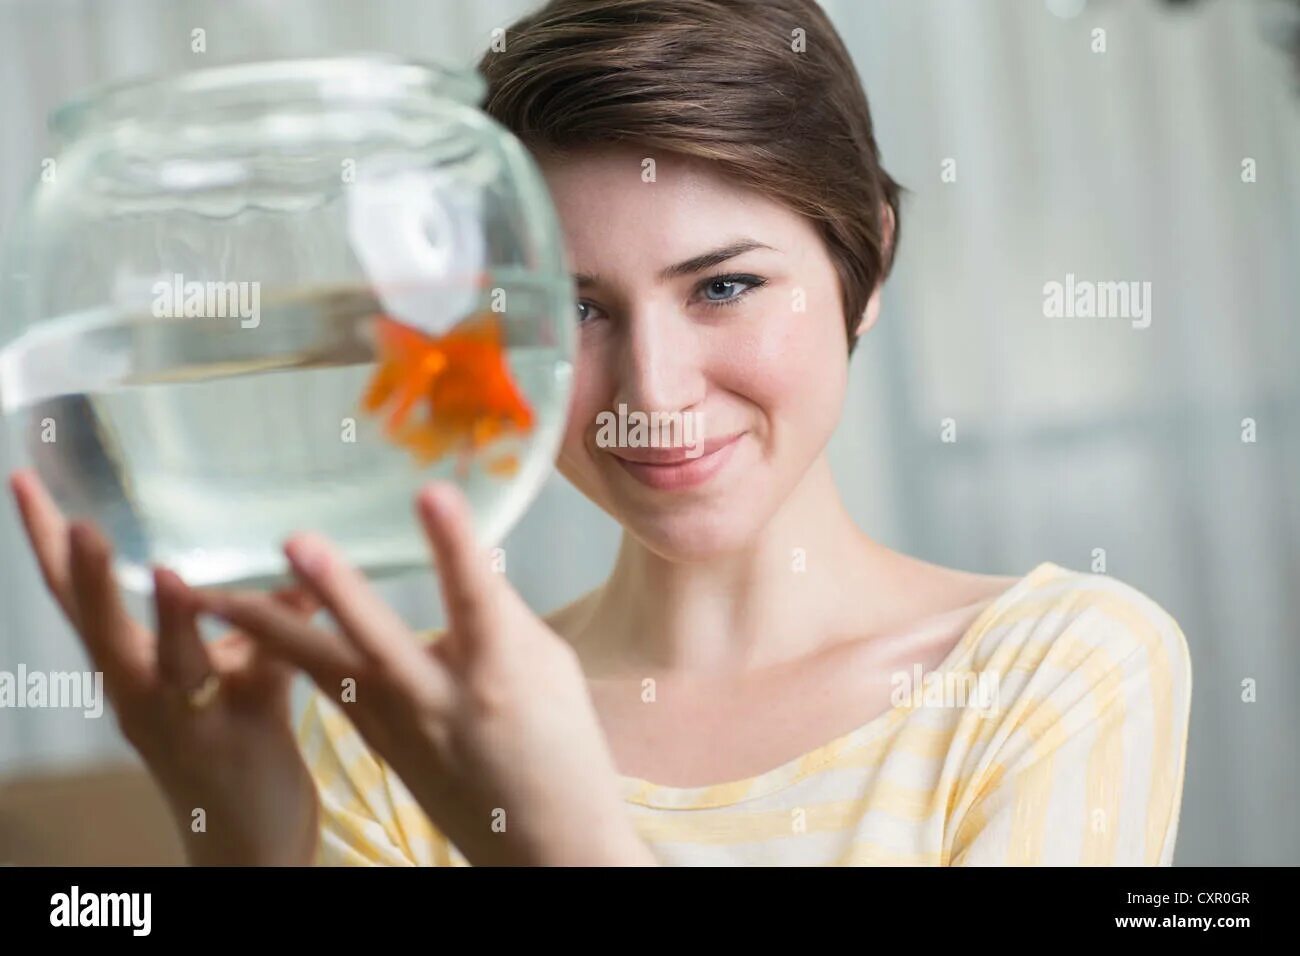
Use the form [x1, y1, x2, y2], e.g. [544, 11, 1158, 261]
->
[296, 561, 1192, 865]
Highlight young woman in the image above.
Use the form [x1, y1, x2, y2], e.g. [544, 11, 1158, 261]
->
[8, 0, 1191, 866]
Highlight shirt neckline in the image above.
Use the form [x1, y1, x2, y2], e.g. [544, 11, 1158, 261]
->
[615, 560, 1067, 810]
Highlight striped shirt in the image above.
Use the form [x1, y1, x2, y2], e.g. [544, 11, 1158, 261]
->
[296, 560, 1192, 865]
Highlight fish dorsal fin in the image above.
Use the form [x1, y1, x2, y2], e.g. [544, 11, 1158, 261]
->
[445, 310, 504, 346]
[372, 313, 436, 361]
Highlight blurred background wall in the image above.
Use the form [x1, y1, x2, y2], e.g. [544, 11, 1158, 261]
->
[0, 0, 1296, 865]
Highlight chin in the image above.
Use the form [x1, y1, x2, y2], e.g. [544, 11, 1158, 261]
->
[613, 498, 770, 562]
[559, 437, 786, 560]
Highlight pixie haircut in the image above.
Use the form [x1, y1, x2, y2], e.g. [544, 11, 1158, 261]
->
[476, 0, 903, 354]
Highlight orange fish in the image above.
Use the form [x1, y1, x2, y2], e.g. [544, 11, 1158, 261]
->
[361, 309, 534, 478]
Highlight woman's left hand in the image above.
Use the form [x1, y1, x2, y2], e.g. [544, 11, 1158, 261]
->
[196, 482, 655, 867]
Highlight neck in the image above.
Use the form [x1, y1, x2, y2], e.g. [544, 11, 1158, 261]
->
[575, 454, 891, 677]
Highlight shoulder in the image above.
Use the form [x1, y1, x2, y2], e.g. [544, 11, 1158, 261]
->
[949, 561, 1194, 788]
[945, 563, 1194, 864]
[965, 561, 1192, 699]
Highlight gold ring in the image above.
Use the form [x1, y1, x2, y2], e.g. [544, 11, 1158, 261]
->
[185, 673, 221, 711]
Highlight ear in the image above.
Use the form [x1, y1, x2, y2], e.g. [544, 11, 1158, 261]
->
[855, 202, 896, 340]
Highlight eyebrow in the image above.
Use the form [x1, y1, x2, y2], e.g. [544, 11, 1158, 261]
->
[573, 239, 776, 289]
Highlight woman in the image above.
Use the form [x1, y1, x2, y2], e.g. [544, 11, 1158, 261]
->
[8, 0, 1191, 866]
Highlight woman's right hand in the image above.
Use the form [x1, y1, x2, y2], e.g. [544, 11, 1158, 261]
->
[8, 469, 321, 866]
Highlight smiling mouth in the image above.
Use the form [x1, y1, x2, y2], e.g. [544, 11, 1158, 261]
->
[608, 432, 745, 490]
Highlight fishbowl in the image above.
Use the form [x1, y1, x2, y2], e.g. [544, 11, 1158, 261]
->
[0, 56, 576, 591]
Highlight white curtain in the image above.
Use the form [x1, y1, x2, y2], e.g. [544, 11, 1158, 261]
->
[1, 0, 1296, 865]
[825, 0, 1300, 867]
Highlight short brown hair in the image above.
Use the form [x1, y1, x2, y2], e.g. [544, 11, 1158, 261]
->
[476, 0, 903, 354]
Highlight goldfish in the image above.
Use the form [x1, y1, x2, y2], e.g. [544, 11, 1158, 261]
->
[360, 309, 534, 478]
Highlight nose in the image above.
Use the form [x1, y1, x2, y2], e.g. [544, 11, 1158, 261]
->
[613, 299, 706, 416]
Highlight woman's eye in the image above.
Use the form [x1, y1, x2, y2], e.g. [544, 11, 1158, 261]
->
[576, 301, 604, 324]
[698, 274, 766, 307]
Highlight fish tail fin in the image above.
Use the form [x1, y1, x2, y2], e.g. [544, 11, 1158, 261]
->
[361, 360, 403, 413]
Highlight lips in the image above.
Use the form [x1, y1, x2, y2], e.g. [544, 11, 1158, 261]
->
[610, 432, 742, 465]
[608, 432, 745, 491]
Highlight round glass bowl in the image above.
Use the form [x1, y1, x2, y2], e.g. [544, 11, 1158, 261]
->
[0, 56, 575, 590]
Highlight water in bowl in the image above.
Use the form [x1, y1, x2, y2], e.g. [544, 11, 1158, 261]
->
[0, 281, 573, 591]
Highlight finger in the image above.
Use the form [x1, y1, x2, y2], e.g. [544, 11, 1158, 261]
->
[270, 585, 319, 617]
[67, 521, 150, 694]
[197, 588, 364, 688]
[210, 585, 316, 648]
[249, 588, 314, 682]
[153, 567, 213, 693]
[9, 470, 77, 621]
[417, 482, 505, 645]
[282, 532, 433, 679]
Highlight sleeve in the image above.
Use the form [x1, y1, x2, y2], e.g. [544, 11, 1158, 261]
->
[947, 582, 1193, 866]
[296, 690, 419, 867]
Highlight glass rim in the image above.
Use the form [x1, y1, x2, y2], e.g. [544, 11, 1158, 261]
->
[48, 54, 486, 138]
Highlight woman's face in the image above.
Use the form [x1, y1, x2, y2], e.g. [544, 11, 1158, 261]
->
[539, 146, 853, 560]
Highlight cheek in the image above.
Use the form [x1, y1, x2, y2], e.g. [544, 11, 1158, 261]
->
[719, 294, 848, 422]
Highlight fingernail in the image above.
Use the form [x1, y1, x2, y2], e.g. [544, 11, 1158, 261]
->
[286, 535, 328, 577]
[152, 566, 175, 598]
[421, 483, 454, 519]
[418, 487, 440, 521]
[68, 521, 100, 556]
